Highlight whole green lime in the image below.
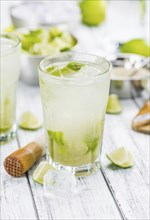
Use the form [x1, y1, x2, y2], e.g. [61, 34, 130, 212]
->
[79, 0, 106, 26]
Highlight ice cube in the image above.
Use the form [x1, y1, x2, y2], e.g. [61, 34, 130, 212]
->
[43, 169, 77, 199]
[75, 65, 100, 78]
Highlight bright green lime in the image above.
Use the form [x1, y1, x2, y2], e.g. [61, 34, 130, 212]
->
[106, 147, 134, 168]
[79, 0, 106, 26]
[120, 39, 150, 57]
[19, 112, 42, 130]
[32, 161, 54, 184]
[106, 94, 122, 114]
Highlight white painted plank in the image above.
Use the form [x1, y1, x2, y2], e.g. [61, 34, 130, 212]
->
[17, 83, 121, 220]
[0, 138, 37, 220]
[101, 99, 150, 220]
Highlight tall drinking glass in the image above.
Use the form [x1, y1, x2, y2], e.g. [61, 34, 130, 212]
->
[0, 33, 21, 142]
[38, 52, 111, 176]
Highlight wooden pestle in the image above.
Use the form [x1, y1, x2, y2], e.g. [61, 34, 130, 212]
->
[4, 136, 45, 177]
[132, 100, 150, 134]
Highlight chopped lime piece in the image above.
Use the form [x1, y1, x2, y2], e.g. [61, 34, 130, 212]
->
[46, 66, 56, 73]
[48, 67, 61, 77]
[49, 27, 62, 39]
[106, 94, 122, 114]
[19, 112, 42, 130]
[32, 161, 54, 184]
[79, 0, 106, 26]
[0, 97, 13, 131]
[47, 130, 65, 146]
[67, 62, 85, 71]
[4, 25, 15, 32]
[106, 147, 134, 168]
[119, 39, 150, 57]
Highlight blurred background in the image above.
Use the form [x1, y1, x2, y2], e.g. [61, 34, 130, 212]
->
[1, 0, 149, 42]
[1, 0, 150, 97]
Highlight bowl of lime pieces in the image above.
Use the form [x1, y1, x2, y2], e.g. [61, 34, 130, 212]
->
[15, 26, 77, 86]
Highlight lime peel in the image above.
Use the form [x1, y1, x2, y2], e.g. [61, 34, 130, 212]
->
[106, 147, 134, 168]
[19, 111, 42, 130]
[32, 161, 54, 184]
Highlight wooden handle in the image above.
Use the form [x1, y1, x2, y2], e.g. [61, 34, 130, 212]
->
[132, 100, 150, 134]
[4, 141, 44, 177]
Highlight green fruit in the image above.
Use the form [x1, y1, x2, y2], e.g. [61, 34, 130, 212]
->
[32, 161, 54, 184]
[106, 94, 122, 114]
[120, 39, 150, 57]
[79, 0, 106, 26]
[19, 111, 42, 130]
[106, 147, 134, 168]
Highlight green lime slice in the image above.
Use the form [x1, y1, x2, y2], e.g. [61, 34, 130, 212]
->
[32, 161, 54, 184]
[106, 147, 134, 168]
[66, 62, 85, 71]
[106, 94, 122, 114]
[46, 62, 85, 77]
[119, 38, 150, 57]
[19, 112, 42, 130]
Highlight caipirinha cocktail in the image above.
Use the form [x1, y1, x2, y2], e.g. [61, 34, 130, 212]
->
[39, 53, 111, 175]
[0, 33, 21, 141]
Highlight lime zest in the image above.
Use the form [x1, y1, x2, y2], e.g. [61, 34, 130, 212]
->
[19, 112, 42, 130]
[32, 161, 54, 185]
[106, 147, 134, 168]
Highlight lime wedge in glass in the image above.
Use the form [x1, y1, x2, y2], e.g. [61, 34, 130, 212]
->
[32, 161, 54, 185]
[106, 147, 134, 168]
[19, 111, 42, 130]
[106, 94, 122, 114]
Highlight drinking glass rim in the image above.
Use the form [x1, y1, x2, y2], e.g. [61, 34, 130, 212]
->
[0, 32, 21, 49]
[38, 52, 112, 81]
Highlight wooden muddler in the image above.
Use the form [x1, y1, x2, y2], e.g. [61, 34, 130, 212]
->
[4, 136, 45, 177]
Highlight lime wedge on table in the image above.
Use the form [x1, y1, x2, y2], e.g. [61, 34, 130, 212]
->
[106, 94, 122, 114]
[106, 147, 134, 168]
[119, 39, 150, 57]
[33, 161, 54, 184]
[19, 112, 42, 130]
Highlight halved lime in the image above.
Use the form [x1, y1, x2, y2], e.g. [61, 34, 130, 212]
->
[106, 94, 122, 114]
[106, 147, 134, 168]
[119, 38, 150, 57]
[19, 111, 42, 130]
[32, 161, 54, 184]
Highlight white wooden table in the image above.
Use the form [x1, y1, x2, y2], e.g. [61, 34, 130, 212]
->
[1, 25, 149, 220]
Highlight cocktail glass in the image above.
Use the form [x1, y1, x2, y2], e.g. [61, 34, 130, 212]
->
[0, 33, 21, 142]
[38, 52, 111, 176]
